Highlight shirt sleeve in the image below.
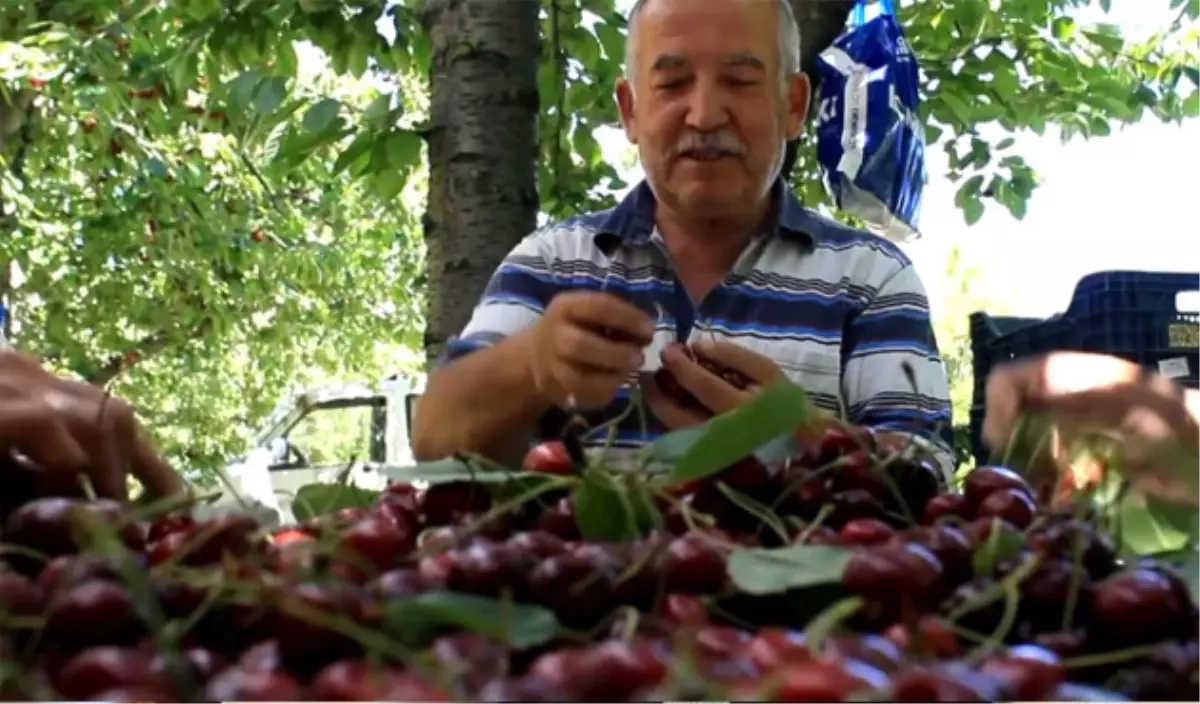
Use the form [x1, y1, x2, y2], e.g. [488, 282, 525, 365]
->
[841, 263, 956, 478]
[436, 231, 559, 367]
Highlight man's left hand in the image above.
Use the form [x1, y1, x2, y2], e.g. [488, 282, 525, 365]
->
[643, 340, 784, 429]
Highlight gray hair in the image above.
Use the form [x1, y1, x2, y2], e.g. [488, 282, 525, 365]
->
[623, 0, 802, 91]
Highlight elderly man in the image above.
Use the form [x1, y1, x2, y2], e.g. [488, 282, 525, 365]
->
[412, 0, 957, 475]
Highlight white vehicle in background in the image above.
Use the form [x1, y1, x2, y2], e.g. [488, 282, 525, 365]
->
[201, 373, 425, 526]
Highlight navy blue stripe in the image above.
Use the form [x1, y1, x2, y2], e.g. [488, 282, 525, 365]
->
[855, 407, 952, 425]
[814, 235, 911, 267]
[488, 265, 927, 341]
[673, 278, 695, 341]
[483, 267, 559, 312]
[844, 301, 941, 359]
[550, 258, 879, 302]
[551, 264, 879, 310]
[508, 265, 873, 309]
[437, 332, 503, 367]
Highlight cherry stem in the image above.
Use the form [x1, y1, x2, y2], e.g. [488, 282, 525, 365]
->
[714, 482, 790, 545]
[977, 574, 1021, 657]
[616, 605, 640, 642]
[576, 382, 644, 464]
[431, 475, 575, 555]
[795, 504, 834, 544]
[1060, 498, 1093, 632]
[1061, 642, 1163, 669]
[130, 489, 224, 521]
[804, 595, 864, 656]
[955, 555, 1041, 662]
[652, 489, 716, 529]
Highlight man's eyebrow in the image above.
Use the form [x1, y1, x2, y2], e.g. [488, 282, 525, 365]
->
[724, 52, 765, 69]
[649, 52, 766, 71]
[650, 53, 687, 71]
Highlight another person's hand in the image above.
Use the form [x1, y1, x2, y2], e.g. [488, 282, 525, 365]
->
[643, 339, 785, 429]
[0, 348, 185, 501]
[983, 351, 1199, 504]
[525, 291, 656, 410]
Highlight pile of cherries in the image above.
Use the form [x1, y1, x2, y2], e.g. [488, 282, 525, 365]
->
[0, 423, 1194, 702]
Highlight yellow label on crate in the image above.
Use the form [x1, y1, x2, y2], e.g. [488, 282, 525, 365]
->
[1168, 322, 1200, 348]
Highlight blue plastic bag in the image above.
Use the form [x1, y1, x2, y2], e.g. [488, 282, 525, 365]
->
[815, 0, 925, 241]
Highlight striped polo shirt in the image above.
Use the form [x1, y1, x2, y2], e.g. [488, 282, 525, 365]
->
[442, 179, 955, 474]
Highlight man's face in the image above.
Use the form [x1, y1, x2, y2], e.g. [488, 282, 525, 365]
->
[616, 0, 810, 220]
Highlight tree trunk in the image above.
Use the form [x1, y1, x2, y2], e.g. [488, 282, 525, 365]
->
[792, 0, 858, 86]
[784, 0, 857, 177]
[420, 0, 541, 370]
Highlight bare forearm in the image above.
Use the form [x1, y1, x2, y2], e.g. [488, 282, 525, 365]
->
[411, 331, 550, 466]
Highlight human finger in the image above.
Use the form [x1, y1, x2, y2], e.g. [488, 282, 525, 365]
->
[129, 426, 187, 499]
[981, 359, 1040, 452]
[554, 323, 645, 374]
[1036, 378, 1195, 446]
[0, 397, 89, 473]
[88, 434, 130, 500]
[75, 395, 132, 501]
[547, 362, 630, 410]
[690, 340, 783, 384]
[559, 292, 656, 345]
[1035, 352, 1144, 399]
[642, 373, 710, 430]
[661, 344, 749, 415]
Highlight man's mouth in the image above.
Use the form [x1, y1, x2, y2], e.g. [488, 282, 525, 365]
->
[681, 148, 734, 162]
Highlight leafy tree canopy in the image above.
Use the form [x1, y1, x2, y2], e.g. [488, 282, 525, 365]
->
[0, 0, 1195, 476]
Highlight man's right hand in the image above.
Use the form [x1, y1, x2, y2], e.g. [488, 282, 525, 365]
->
[524, 291, 656, 409]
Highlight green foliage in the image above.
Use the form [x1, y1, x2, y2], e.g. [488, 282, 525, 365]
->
[1, 3, 428, 476]
[902, 0, 1200, 225]
[572, 467, 662, 541]
[726, 544, 855, 595]
[292, 482, 379, 522]
[383, 591, 561, 649]
[933, 244, 1018, 468]
[666, 380, 811, 482]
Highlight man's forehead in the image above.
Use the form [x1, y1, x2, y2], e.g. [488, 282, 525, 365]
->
[631, 0, 779, 68]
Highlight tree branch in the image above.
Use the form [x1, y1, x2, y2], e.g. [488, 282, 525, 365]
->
[85, 316, 216, 386]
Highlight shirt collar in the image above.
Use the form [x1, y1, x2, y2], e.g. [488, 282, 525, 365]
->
[593, 177, 822, 254]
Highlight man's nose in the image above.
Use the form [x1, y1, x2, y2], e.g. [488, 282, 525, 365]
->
[684, 77, 731, 132]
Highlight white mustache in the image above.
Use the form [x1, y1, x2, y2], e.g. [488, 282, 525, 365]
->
[670, 131, 747, 159]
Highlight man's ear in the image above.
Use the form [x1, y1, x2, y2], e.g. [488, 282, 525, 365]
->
[615, 78, 638, 144]
[785, 73, 811, 140]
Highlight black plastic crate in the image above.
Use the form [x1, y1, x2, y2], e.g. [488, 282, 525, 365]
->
[968, 270, 1199, 466]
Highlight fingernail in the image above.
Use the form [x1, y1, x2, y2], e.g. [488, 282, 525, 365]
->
[662, 345, 685, 364]
[632, 351, 645, 368]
